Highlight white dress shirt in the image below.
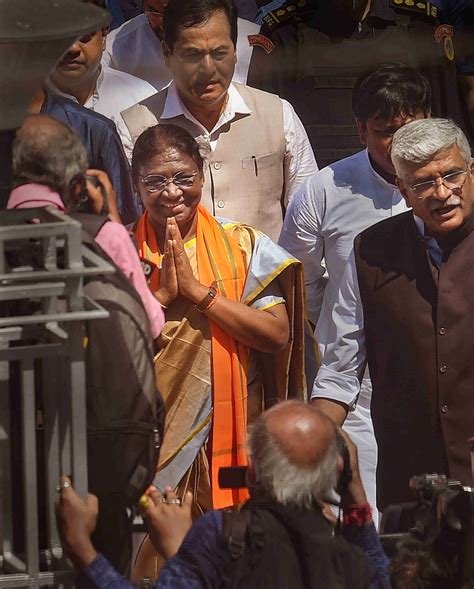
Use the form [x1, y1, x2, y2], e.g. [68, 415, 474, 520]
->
[156, 81, 318, 206]
[103, 14, 260, 90]
[47, 66, 156, 162]
[279, 149, 408, 518]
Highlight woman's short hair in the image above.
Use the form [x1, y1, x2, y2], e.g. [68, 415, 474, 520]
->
[391, 118, 472, 177]
[131, 124, 205, 183]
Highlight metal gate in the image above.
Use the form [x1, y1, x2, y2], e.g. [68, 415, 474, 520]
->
[0, 207, 114, 588]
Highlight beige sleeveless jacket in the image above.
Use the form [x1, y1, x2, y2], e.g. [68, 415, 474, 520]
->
[122, 83, 286, 240]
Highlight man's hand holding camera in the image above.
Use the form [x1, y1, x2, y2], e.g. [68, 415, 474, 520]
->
[84, 169, 121, 223]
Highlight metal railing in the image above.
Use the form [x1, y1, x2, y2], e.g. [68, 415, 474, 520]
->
[0, 207, 114, 588]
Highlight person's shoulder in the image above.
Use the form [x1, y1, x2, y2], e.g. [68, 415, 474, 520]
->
[233, 82, 282, 106]
[237, 16, 260, 36]
[46, 94, 117, 131]
[292, 157, 349, 200]
[120, 88, 165, 132]
[327, 149, 367, 173]
[97, 219, 130, 241]
[356, 210, 413, 252]
[107, 13, 148, 44]
[319, 150, 368, 187]
[102, 67, 156, 98]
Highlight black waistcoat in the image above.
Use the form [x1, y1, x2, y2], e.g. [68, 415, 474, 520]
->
[354, 211, 474, 507]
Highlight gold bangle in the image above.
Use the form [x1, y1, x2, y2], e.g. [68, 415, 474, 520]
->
[195, 281, 218, 313]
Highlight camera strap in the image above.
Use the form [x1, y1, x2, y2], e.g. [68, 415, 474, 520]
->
[222, 506, 251, 560]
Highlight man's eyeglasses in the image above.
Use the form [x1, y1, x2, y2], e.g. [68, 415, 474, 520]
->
[407, 168, 470, 198]
[140, 172, 198, 193]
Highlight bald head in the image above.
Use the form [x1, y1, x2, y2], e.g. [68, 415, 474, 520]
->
[263, 400, 336, 470]
[248, 401, 340, 508]
[12, 114, 88, 201]
[16, 115, 72, 156]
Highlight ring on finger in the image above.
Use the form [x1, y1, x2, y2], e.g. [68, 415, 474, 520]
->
[56, 481, 72, 493]
[167, 498, 181, 505]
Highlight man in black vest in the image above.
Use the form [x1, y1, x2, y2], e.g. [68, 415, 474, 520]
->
[314, 117, 474, 508]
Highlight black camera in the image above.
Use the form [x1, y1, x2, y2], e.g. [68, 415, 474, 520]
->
[218, 466, 248, 489]
[75, 175, 108, 215]
[381, 473, 473, 588]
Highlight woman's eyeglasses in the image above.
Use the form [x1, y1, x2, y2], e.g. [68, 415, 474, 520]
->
[140, 172, 198, 193]
[408, 168, 470, 198]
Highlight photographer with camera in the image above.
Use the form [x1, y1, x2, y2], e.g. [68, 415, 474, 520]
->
[56, 400, 390, 588]
[7, 113, 166, 573]
[7, 113, 164, 339]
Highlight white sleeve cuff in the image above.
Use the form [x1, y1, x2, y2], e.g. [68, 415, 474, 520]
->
[311, 365, 361, 411]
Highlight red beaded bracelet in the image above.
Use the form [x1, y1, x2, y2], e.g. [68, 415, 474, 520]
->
[343, 503, 372, 528]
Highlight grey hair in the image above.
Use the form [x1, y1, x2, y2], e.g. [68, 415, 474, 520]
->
[12, 115, 89, 203]
[247, 418, 340, 509]
[391, 118, 472, 177]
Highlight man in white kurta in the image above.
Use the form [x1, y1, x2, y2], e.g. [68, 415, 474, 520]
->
[279, 64, 432, 520]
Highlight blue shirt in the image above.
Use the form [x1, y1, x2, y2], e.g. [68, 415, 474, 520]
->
[79, 510, 390, 589]
[41, 91, 139, 224]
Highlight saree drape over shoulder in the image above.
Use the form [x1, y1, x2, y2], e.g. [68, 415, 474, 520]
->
[134, 205, 315, 510]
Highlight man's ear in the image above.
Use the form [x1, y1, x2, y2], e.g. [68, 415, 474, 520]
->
[355, 118, 367, 147]
[396, 176, 411, 207]
[162, 41, 171, 67]
[101, 28, 108, 50]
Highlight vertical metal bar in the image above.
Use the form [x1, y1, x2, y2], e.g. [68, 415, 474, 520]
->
[42, 357, 62, 563]
[21, 359, 39, 582]
[0, 347, 13, 567]
[68, 322, 88, 500]
[42, 236, 57, 272]
[0, 240, 5, 274]
[0, 328, 25, 575]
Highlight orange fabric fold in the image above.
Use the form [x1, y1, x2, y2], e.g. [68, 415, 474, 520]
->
[134, 206, 250, 508]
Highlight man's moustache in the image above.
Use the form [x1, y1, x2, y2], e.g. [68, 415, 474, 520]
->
[431, 196, 461, 211]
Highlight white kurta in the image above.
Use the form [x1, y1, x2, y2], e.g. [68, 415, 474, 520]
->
[279, 149, 408, 520]
[103, 14, 260, 90]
